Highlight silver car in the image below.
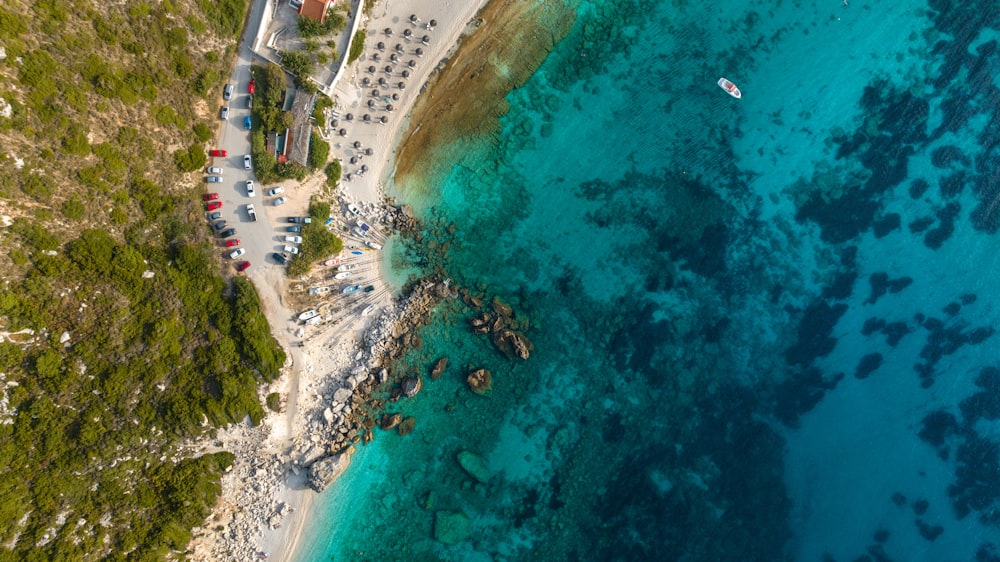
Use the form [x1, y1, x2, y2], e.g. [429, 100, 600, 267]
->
[220, 106, 229, 120]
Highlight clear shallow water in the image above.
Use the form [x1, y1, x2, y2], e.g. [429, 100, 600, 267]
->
[299, 0, 1000, 560]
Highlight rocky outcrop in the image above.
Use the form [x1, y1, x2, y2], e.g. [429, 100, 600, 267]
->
[456, 450, 491, 483]
[434, 511, 472, 545]
[466, 368, 492, 395]
[397, 416, 416, 436]
[429, 357, 448, 380]
[380, 413, 402, 430]
[466, 299, 533, 360]
[308, 452, 351, 493]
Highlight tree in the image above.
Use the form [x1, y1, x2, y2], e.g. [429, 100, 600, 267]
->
[281, 51, 313, 81]
[348, 29, 366, 64]
[308, 132, 329, 169]
[325, 160, 341, 187]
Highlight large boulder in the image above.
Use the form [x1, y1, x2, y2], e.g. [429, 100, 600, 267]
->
[466, 368, 492, 395]
[492, 297, 512, 318]
[456, 450, 491, 483]
[308, 452, 351, 492]
[434, 511, 471, 545]
[402, 375, 423, 398]
[380, 413, 402, 430]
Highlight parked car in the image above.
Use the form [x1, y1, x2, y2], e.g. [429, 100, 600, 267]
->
[225, 238, 241, 247]
[203, 193, 220, 201]
[223, 83, 233, 100]
[209, 149, 227, 157]
[245, 180, 255, 197]
[286, 226, 302, 233]
[218, 228, 236, 238]
[207, 211, 222, 221]
[236, 261, 251, 272]
[206, 167, 223, 174]
[283, 245, 299, 255]
[206, 201, 222, 211]
[206, 176, 222, 183]
[243, 154, 252, 170]
[212, 220, 227, 231]
[273, 196, 287, 206]
[244, 116, 252, 130]
[228, 248, 246, 260]
[284, 235, 303, 244]
[272, 252, 287, 265]
[287, 216, 312, 224]
[247, 79, 256, 94]
[267, 186, 285, 196]
[246, 203, 257, 222]
[247, 95, 253, 109]
[220, 106, 229, 119]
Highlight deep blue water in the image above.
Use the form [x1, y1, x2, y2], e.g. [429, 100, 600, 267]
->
[299, 0, 1000, 560]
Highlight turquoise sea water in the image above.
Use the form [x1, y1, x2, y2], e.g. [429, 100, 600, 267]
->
[299, 0, 1000, 559]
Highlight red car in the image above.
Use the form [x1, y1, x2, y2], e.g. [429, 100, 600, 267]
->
[236, 261, 251, 272]
[225, 239, 241, 247]
[247, 79, 256, 95]
[203, 192, 220, 201]
[209, 149, 227, 157]
[206, 201, 222, 211]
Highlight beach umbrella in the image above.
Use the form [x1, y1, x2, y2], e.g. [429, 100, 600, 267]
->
[403, 29, 412, 38]
[421, 36, 430, 45]
[392, 93, 399, 101]
[415, 48, 424, 57]
[364, 148, 373, 155]
[368, 65, 376, 73]
[362, 165, 369, 172]
[398, 82, 405, 90]
[401, 70, 410, 78]
[395, 43, 404, 53]
[378, 78, 387, 86]
[385, 104, 394, 111]
[353, 141, 361, 148]
[429, 19, 437, 28]
[339, 129, 347, 136]
[377, 42, 385, 50]
[409, 14, 418, 23]
[372, 53, 380, 62]
[385, 65, 393, 74]
[345, 113, 353, 121]
[372, 89, 380, 97]
[361, 77, 370, 86]
[379, 116, 387, 124]
[362, 114, 371, 122]
[389, 54, 398, 63]
[407, 60, 415, 69]
[384, 28, 392, 36]
[345, 173, 351, 181]
[350, 157, 358, 164]
[367, 100, 375, 108]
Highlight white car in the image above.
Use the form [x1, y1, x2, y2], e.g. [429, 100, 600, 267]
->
[245, 180, 255, 197]
[243, 154, 252, 170]
[273, 196, 287, 206]
[228, 248, 246, 260]
[220, 106, 230, 119]
[246, 203, 257, 222]
[284, 235, 302, 244]
[283, 245, 299, 255]
[267, 186, 285, 196]
[206, 167, 223, 174]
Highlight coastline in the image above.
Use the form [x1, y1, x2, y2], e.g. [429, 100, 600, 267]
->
[186, 1, 490, 560]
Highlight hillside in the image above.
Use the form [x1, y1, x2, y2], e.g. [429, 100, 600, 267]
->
[0, 0, 287, 558]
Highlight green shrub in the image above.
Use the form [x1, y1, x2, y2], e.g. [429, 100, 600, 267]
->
[348, 29, 366, 64]
[193, 122, 213, 143]
[61, 122, 90, 156]
[324, 160, 342, 187]
[287, 200, 342, 276]
[61, 197, 86, 220]
[173, 143, 208, 172]
[281, 51, 313, 81]
[308, 132, 329, 169]
[198, 0, 247, 37]
[266, 392, 281, 412]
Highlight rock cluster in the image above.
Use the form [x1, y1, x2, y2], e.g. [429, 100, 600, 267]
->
[466, 367, 492, 395]
[308, 452, 351, 492]
[468, 297, 534, 360]
[429, 357, 448, 379]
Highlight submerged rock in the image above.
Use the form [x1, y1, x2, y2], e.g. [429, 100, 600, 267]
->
[308, 453, 351, 492]
[456, 450, 491, 483]
[397, 416, 416, 436]
[433, 510, 471, 544]
[466, 368, 492, 395]
[380, 413, 402, 430]
[430, 357, 449, 380]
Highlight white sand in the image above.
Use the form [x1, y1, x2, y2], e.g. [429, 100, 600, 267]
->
[188, 2, 489, 561]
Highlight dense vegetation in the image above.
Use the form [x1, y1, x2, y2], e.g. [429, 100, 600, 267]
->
[287, 200, 343, 276]
[0, 0, 290, 558]
[348, 29, 366, 64]
[248, 63, 308, 184]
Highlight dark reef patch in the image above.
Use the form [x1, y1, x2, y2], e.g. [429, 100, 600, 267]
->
[931, 145, 970, 168]
[924, 202, 960, 250]
[909, 178, 931, 199]
[916, 519, 944, 541]
[912, 499, 929, 516]
[854, 353, 883, 379]
[939, 171, 966, 198]
[773, 367, 844, 428]
[785, 302, 848, 366]
[823, 270, 857, 300]
[872, 213, 901, 238]
[865, 272, 913, 305]
[948, 435, 1000, 520]
[862, 317, 886, 335]
[918, 410, 958, 450]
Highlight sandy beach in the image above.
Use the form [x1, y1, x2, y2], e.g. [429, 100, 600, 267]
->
[187, 1, 488, 560]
